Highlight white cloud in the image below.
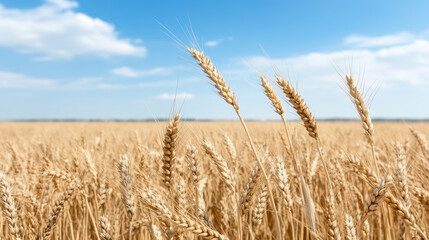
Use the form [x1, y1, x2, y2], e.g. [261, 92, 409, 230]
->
[46, 0, 78, 9]
[111, 67, 140, 77]
[111, 66, 177, 77]
[205, 37, 233, 47]
[0, 73, 127, 90]
[138, 81, 178, 88]
[344, 32, 415, 48]
[238, 36, 429, 87]
[0, 0, 146, 60]
[206, 40, 222, 47]
[133, 38, 142, 44]
[0, 71, 56, 89]
[157, 92, 195, 100]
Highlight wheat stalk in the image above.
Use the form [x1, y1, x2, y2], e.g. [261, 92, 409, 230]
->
[275, 75, 332, 190]
[188, 48, 282, 239]
[300, 177, 317, 234]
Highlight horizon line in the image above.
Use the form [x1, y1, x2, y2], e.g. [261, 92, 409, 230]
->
[1, 118, 429, 122]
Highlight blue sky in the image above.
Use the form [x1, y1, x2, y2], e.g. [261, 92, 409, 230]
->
[0, 0, 429, 120]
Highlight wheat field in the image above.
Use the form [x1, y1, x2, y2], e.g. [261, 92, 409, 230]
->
[0, 120, 428, 240]
[1, 48, 429, 240]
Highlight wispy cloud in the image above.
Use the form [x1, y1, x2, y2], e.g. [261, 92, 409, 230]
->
[0, 71, 56, 89]
[111, 66, 177, 78]
[111, 67, 140, 77]
[0, 0, 146, 60]
[236, 33, 429, 88]
[205, 37, 233, 47]
[344, 32, 415, 48]
[46, 0, 78, 9]
[138, 81, 178, 88]
[64, 77, 126, 90]
[157, 92, 195, 100]
[0, 73, 129, 90]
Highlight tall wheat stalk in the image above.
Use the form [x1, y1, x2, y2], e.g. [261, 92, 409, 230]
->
[345, 75, 378, 176]
[187, 48, 282, 240]
[276, 75, 332, 189]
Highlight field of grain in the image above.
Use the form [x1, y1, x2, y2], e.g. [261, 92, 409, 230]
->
[0, 120, 428, 240]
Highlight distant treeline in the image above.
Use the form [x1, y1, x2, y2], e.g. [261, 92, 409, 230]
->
[2, 118, 429, 122]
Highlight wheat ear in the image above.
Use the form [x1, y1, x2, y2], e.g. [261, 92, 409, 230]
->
[344, 214, 357, 240]
[361, 220, 369, 240]
[202, 140, 240, 236]
[0, 174, 22, 240]
[176, 174, 187, 209]
[275, 157, 293, 211]
[346, 155, 378, 186]
[149, 222, 163, 240]
[276, 76, 318, 139]
[99, 216, 112, 240]
[347, 156, 427, 239]
[260, 76, 284, 115]
[118, 154, 135, 217]
[362, 176, 392, 221]
[252, 183, 268, 227]
[393, 143, 410, 206]
[202, 141, 236, 192]
[162, 113, 180, 191]
[223, 134, 237, 172]
[413, 187, 429, 209]
[345, 75, 374, 143]
[40, 181, 77, 240]
[187, 49, 239, 111]
[141, 189, 229, 240]
[186, 145, 208, 223]
[241, 165, 261, 215]
[393, 142, 409, 239]
[384, 194, 427, 240]
[409, 128, 429, 158]
[326, 189, 341, 240]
